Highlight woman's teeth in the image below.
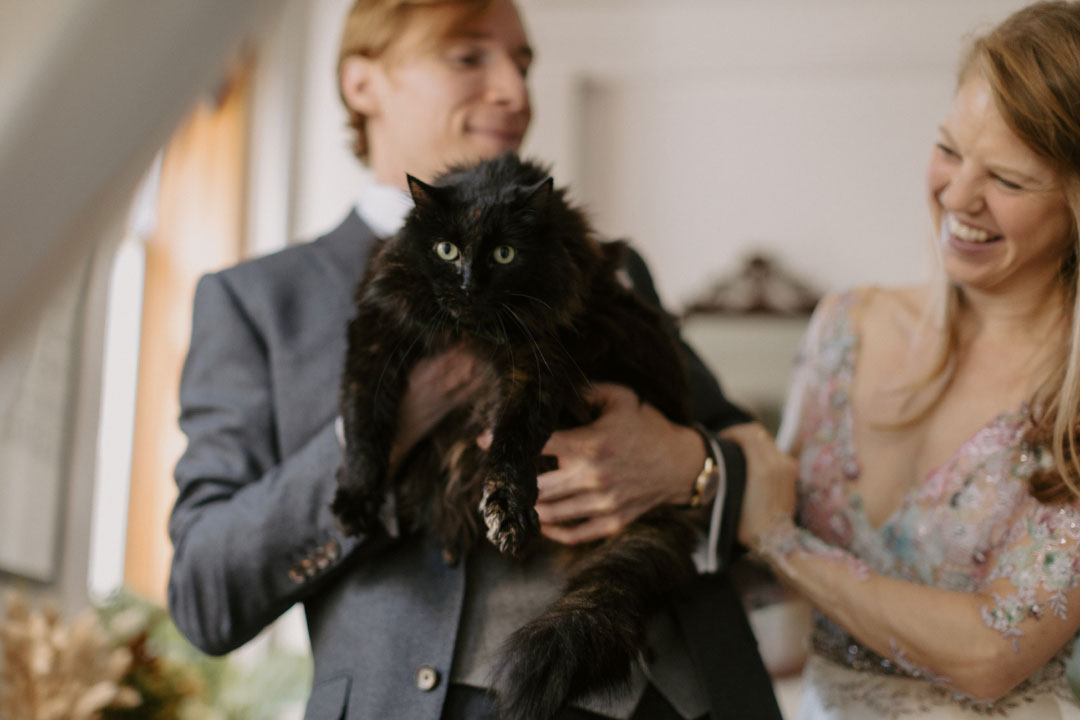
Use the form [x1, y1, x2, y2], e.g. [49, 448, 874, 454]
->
[948, 216, 995, 243]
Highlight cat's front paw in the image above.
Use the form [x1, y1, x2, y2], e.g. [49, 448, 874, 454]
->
[480, 471, 540, 557]
[330, 480, 383, 538]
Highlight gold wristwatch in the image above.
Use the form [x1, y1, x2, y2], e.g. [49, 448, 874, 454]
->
[688, 424, 721, 507]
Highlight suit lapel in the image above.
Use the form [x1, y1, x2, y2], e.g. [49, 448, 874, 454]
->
[311, 209, 382, 302]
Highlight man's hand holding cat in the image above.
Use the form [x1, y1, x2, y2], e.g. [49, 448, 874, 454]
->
[532, 383, 707, 544]
[388, 345, 484, 475]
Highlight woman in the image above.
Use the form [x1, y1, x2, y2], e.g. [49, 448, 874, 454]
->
[733, 2, 1080, 717]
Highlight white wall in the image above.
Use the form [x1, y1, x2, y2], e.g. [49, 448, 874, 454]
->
[0, 0, 282, 615]
[270, 0, 1032, 309]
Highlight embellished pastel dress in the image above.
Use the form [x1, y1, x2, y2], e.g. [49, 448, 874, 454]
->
[781, 290, 1080, 719]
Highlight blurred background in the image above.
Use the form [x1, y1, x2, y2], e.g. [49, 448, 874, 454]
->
[0, 0, 1037, 716]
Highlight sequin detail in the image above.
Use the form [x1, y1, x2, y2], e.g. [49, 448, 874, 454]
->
[981, 502, 1080, 650]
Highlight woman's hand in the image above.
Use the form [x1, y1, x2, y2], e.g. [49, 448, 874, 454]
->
[532, 383, 706, 544]
[721, 422, 799, 548]
[389, 345, 484, 474]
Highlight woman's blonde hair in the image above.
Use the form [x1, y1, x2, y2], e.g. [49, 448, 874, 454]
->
[336, 0, 496, 161]
[925, 2, 1080, 502]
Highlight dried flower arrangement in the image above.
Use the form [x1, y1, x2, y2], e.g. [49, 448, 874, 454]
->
[94, 593, 216, 720]
[0, 589, 311, 720]
[0, 591, 140, 720]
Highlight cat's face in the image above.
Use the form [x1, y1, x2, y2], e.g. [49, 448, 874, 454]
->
[398, 172, 582, 343]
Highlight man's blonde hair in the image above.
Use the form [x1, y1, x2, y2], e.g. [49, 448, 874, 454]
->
[336, 0, 496, 161]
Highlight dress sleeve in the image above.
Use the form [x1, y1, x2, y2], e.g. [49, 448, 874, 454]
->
[894, 492, 1080, 698]
[776, 290, 853, 456]
[979, 493, 1080, 655]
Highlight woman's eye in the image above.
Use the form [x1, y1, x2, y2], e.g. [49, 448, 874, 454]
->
[935, 143, 959, 159]
[993, 175, 1023, 191]
[435, 242, 460, 261]
[493, 245, 516, 264]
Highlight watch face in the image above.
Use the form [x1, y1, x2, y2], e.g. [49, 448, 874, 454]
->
[691, 457, 718, 507]
[690, 424, 722, 507]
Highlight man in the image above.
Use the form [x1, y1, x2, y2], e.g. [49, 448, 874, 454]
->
[167, 1, 782, 718]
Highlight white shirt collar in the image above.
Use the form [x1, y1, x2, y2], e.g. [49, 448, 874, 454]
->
[354, 175, 413, 238]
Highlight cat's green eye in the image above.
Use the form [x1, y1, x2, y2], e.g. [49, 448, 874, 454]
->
[435, 242, 460, 261]
[493, 245, 516, 264]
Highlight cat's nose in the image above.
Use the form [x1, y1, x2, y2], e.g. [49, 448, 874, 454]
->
[459, 265, 473, 292]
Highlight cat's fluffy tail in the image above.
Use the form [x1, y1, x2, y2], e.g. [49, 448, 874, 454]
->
[492, 510, 697, 720]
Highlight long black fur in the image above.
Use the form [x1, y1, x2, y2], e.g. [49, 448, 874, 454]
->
[332, 154, 700, 720]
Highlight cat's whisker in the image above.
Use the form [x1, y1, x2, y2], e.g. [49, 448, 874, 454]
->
[374, 329, 425, 418]
[503, 304, 552, 409]
[435, 308, 452, 338]
[502, 305, 537, 382]
[494, 309, 514, 371]
[550, 333, 591, 403]
[508, 292, 553, 311]
[504, 305, 551, 377]
[436, 308, 462, 346]
[499, 313, 511, 346]
[423, 314, 442, 355]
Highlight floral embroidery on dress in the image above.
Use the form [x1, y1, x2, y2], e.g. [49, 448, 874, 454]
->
[789, 290, 1080, 717]
[981, 501, 1080, 650]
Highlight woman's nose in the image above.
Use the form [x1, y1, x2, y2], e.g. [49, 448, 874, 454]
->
[939, 165, 985, 215]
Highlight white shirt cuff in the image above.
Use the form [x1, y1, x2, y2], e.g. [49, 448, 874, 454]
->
[691, 429, 727, 574]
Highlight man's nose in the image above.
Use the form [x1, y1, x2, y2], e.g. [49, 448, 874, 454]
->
[486, 55, 529, 113]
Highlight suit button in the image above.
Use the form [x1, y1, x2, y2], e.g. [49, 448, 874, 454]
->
[416, 665, 440, 692]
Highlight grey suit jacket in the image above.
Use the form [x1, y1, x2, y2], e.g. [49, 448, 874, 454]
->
[167, 211, 781, 720]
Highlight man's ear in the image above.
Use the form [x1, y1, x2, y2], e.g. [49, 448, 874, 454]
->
[339, 55, 379, 116]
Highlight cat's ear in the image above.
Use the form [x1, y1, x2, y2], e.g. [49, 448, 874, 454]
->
[524, 176, 554, 211]
[407, 174, 445, 211]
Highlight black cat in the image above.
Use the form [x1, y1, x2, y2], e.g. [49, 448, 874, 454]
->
[332, 154, 701, 720]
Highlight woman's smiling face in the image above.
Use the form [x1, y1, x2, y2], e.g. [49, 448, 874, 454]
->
[927, 74, 1074, 296]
